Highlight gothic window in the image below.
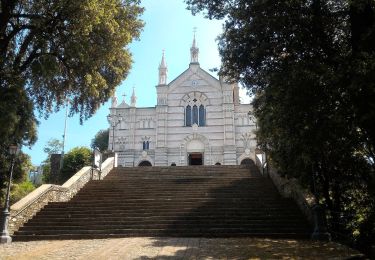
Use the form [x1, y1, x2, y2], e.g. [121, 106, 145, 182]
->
[193, 105, 198, 124]
[182, 92, 207, 127]
[185, 104, 206, 126]
[142, 141, 150, 150]
[199, 105, 205, 126]
[186, 105, 192, 126]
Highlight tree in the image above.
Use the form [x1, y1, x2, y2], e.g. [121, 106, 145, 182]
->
[91, 129, 109, 152]
[43, 138, 63, 156]
[40, 138, 63, 183]
[60, 146, 92, 182]
[0, 0, 144, 194]
[0, 151, 34, 205]
[186, 0, 375, 255]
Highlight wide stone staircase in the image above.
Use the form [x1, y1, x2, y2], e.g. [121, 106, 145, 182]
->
[13, 164, 311, 241]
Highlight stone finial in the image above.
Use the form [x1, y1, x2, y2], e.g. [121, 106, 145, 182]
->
[190, 27, 199, 64]
[111, 94, 118, 107]
[130, 86, 137, 107]
[158, 50, 168, 85]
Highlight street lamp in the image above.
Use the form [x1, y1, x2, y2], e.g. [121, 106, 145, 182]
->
[311, 165, 331, 240]
[107, 114, 123, 153]
[1, 144, 20, 244]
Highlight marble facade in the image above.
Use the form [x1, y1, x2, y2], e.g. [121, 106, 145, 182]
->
[108, 36, 256, 167]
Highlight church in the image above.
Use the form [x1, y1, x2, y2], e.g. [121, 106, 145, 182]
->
[108, 36, 257, 167]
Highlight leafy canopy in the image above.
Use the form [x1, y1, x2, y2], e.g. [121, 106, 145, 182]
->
[0, 0, 143, 146]
[43, 138, 63, 156]
[0, 0, 143, 196]
[60, 146, 92, 182]
[91, 129, 109, 152]
[186, 0, 375, 254]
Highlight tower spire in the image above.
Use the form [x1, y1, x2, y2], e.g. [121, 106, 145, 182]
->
[130, 86, 137, 107]
[190, 27, 199, 64]
[158, 50, 168, 85]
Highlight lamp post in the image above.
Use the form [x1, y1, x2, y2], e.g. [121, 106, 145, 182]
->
[107, 115, 122, 167]
[311, 165, 331, 240]
[1, 144, 20, 243]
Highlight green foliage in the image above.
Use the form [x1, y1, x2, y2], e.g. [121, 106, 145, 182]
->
[0, 152, 34, 204]
[41, 162, 51, 184]
[91, 129, 109, 152]
[0, 0, 144, 195]
[186, 0, 375, 255]
[40, 138, 63, 183]
[60, 147, 92, 183]
[9, 181, 36, 205]
[43, 139, 63, 156]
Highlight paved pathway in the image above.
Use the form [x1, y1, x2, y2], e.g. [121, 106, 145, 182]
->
[0, 237, 361, 259]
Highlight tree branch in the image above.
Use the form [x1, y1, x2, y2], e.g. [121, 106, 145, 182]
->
[9, 13, 44, 19]
[13, 29, 37, 70]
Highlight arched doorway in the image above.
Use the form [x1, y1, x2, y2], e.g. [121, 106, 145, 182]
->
[138, 160, 152, 166]
[215, 162, 221, 165]
[187, 139, 204, 165]
[240, 158, 255, 166]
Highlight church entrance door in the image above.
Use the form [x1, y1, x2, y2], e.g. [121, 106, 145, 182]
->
[138, 160, 152, 166]
[188, 153, 203, 165]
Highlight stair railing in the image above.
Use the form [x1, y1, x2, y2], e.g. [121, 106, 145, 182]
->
[8, 157, 114, 235]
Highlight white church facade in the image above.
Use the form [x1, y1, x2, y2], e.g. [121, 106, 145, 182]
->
[107, 36, 257, 167]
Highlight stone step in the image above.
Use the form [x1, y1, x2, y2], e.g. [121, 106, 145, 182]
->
[15, 227, 310, 236]
[39, 203, 300, 210]
[25, 218, 308, 225]
[31, 213, 305, 219]
[12, 232, 310, 242]
[13, 165, 311, 241]
[70, 195, 282, 200]
[45, 202, 296, 208]
[22, 221, 309, 228]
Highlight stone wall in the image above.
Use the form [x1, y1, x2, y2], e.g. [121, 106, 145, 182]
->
[263, 165, 317, 226]
[8, 157, 114, 234]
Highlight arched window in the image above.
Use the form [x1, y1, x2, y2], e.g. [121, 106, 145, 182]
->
[193, 105, 198, 124]
[142, 141, 150, 150]
[186, 105, 192, 126]
[183, 92, 207, 127]
[199, 105, 205, 126]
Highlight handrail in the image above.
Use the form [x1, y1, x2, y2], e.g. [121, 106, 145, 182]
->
[8, 157, 114, 234]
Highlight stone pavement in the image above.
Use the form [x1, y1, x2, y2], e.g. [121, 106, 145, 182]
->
[0, 237, 362, 260]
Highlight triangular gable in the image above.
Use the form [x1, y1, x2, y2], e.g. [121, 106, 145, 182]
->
[168, 66, 222, 93]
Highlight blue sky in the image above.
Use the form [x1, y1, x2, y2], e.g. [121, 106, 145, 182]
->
[24, 0, 251, 165]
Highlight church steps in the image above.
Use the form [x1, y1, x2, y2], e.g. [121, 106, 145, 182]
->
[25, 218, 308, 225]
[15, 226, 310, 234]
[13, 232, 310, 241]
[69, 193, 281, 198]
[39, 203, 301, 210]
[12, 165, 311, 241]
[20, 215, 308, 225]
[17, 227, 310, 234]
[31, 211, 303, 218]
[44, 201, 296, 207]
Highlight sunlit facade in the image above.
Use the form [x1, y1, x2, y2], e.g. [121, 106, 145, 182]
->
[108, 37, 256, 166]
